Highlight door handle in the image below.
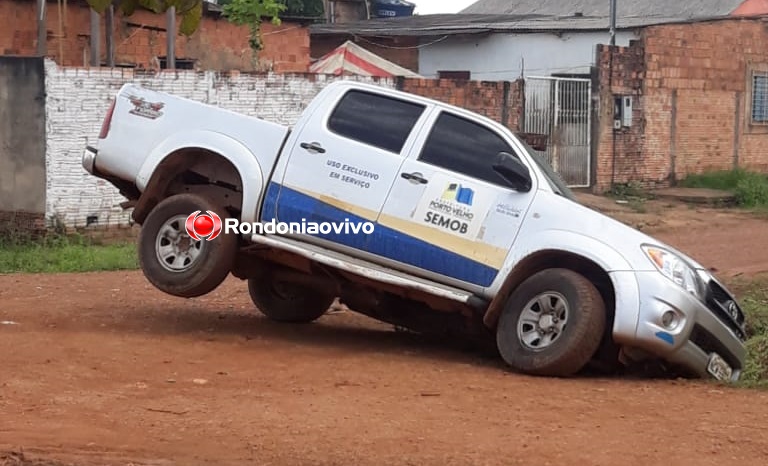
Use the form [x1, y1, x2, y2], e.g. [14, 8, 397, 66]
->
[401, 172, 428, 184]
[300, 141, 326, 154]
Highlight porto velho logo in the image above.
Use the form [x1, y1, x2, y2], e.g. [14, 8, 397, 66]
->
[185, 210, 223, 241]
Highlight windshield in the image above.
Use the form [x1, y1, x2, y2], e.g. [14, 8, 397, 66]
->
[516, 138, 578, 203]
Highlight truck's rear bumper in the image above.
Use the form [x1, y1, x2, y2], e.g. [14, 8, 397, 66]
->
[82, 144, 142, 204]
[83, 145, 98, 175]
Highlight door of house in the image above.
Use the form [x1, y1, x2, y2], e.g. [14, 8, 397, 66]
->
[523, 76, 592, 187]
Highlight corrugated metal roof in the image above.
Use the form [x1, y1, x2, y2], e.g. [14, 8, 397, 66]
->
[309, 12, 746, 36]
[460, 0, 746, 18]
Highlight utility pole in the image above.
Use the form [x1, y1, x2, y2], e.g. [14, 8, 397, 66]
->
[609, 0, 617, 46]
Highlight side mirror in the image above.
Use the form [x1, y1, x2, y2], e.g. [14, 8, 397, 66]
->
[492, 152, 532, 192]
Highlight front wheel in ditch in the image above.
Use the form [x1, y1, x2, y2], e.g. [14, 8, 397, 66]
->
[138, 193, 238, 298]
[496, 268, 606, 377]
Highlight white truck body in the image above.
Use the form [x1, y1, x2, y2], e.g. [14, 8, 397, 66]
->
[83, 80, 747, 381]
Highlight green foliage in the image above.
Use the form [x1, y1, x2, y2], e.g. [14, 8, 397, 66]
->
[219, 0, 325, 17]
[178, 0, 203, 36]
[85, 0, 203, 35]
[679, 169, 768, 209]
[735, 172, 768, 208]
[222, 0, 286, 51]
[729, 277, 768, 387]
[731, 277, 768, 387]
[606, 181, 646, 199]
[0, 233, 138, 274]
[281, 0, 325, 17]
[679, 168, 749, 191]
[743, 334, 768, 386]
[219, 0, 324, 52]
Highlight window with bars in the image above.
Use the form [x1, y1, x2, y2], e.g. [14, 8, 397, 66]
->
[752, 73, 768, 123]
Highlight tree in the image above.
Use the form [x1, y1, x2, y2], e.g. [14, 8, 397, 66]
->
[85, 0, 204, 36]
[281, 0, 325, 17]
[220, 0, 325, 51]
[220, 0, 286, 51]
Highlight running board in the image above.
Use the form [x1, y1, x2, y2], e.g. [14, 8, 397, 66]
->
[248, 234, 487, 308]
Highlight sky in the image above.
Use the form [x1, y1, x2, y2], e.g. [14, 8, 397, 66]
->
[410, 0, 479, 15]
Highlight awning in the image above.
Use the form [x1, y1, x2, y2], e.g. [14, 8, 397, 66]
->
[309, 40, 422, 77]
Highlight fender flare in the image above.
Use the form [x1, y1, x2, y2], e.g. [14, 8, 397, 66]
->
[135, 130, 265, 224]
[484, 230, 640, 340]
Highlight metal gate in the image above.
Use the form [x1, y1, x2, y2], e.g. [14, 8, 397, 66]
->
[523, 76, 592, 187]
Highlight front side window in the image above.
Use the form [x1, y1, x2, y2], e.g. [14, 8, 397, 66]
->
[327, 90, 426, 153]
[418, 111, 518, 187]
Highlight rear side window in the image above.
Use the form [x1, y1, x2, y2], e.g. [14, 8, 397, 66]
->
[327, 90, 426, 154]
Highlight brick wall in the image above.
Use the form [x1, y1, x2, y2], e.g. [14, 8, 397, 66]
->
[44, 60, 396, 230]
[594, 17, 768, 192]
[400, 78, 525, 131]
[0, 0, 310, 72]
[0, 211, 46, 239]
[43, 60, 524, 231]
[594, 43, 649, 191]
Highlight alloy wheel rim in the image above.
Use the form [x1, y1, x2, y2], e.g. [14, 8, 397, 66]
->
[516, 292, 569, 351]
[155, 215, 204, 272]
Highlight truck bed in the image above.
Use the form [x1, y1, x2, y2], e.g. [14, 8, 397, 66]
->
[92, 83, 291, 191]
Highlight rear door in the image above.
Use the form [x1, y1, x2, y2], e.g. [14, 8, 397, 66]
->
[270, 87, 431, 254]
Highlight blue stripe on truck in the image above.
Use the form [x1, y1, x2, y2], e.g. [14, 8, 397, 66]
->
[261, 182, 498, 287]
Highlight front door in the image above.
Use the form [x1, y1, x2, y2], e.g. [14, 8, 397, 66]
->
[270, 88, 429, 254]
[376, 109, 538, 288]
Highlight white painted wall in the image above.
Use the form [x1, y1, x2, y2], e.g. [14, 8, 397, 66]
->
[43, 60, 395, 229]
[419, 31, 640, 81]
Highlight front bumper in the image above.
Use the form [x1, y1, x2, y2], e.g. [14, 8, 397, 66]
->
[614, 271, 747, 381]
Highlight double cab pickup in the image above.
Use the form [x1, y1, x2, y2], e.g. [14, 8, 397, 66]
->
[83, 80, 748, 381]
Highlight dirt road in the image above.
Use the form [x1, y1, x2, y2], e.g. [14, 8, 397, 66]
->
[2, 198, 768, 466]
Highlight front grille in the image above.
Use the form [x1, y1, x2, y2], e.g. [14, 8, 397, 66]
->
[690, 324, 742, 370]
[705, 280, 747, 341]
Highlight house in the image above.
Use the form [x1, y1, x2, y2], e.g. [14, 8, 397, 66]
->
[309, 2, 768, 192]
[311, 0, 768, 81]
[0, 0, 312, 72]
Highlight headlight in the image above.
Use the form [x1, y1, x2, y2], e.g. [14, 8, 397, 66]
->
[642, 245, 704, 299]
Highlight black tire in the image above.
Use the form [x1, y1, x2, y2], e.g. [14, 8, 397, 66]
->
[247, 272, 335, 323]
[496, 268, 606, 377]
[138, 193, 238, 298]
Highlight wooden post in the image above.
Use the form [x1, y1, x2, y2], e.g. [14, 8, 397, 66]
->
[166, 7, 176, 69]
[105, 4, 114, 67]
[89, 8, 100, 66]
[36, 0, 47, 55]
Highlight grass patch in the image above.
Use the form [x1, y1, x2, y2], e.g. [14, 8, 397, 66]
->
[605, 182, 651, 213]
[680, 169, 768, 208]
[730, 275, 768, 387]
[0, 233, 138, 274]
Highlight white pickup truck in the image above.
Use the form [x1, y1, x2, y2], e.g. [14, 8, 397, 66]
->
[83, 80, 747, 381]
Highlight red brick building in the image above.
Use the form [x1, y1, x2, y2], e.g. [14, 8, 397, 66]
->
[0, 0, 311, 72]
[595, 16, 768, 191]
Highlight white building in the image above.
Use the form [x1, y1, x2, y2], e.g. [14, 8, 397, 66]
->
[311, 0, 748, 80]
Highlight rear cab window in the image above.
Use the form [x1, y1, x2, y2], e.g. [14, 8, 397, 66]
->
[327, 90, 426, 154]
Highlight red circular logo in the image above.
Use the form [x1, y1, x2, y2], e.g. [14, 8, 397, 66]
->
[193, 215, 214, 237]
[185, 210, 222, 241]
